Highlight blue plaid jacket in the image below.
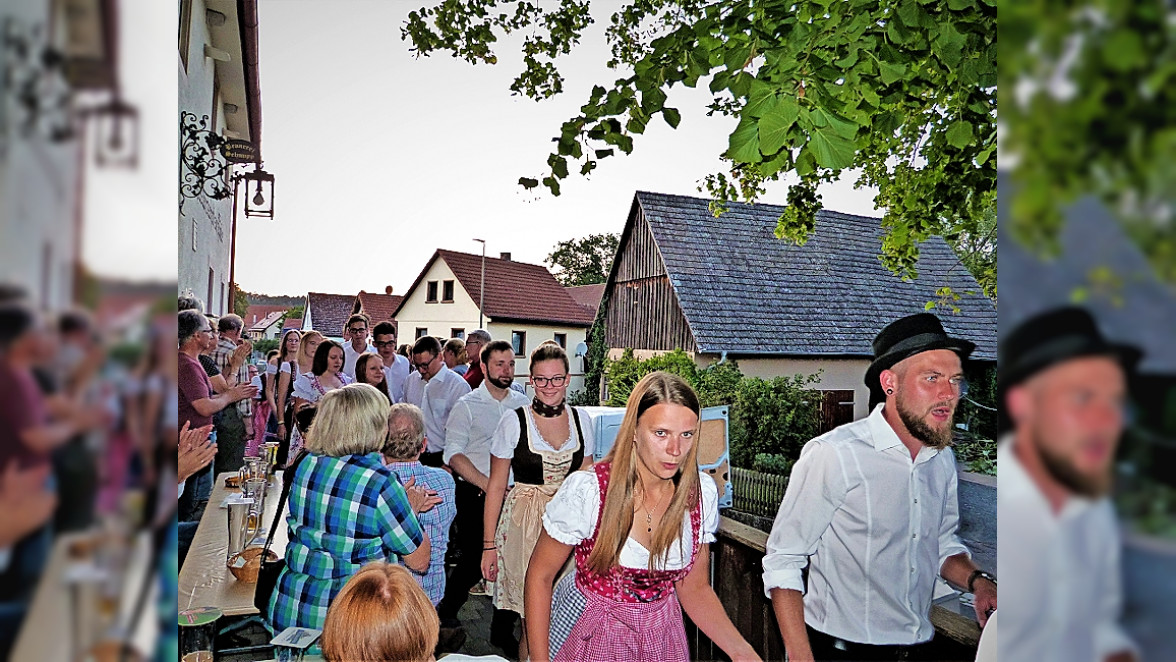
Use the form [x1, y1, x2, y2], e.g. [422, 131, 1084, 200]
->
[268, 452, 424, 633]
[386, 460, 456, 605]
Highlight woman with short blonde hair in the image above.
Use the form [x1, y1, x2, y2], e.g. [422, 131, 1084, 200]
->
[267, 384, 438, 640]
[321, 562, 439, 662]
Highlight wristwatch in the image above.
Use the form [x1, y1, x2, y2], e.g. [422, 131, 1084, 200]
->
[967, 570, 997, 593]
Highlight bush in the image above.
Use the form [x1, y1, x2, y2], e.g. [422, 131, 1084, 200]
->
[603, 348, 699, 406]
[567, 388, 598, 407]
[752, 453, 794, 476]
[729, 373, 821, 468]
[252, 338, 280, 357]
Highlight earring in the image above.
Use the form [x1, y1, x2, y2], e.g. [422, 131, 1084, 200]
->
[886, 388, 893, 395]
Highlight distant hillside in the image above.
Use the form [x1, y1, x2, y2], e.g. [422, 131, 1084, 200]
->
[244, 292, 304, 307]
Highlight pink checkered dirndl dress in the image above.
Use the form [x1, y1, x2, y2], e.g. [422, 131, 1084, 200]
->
[551, 462, 701, 662]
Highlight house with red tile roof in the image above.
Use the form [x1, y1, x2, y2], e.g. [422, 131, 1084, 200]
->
[392, 249, 595, 394]
[246, 310, 286, 339]
[352, 288, 402, 334]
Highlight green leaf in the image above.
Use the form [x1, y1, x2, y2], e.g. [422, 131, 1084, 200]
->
[879, 60, 906, 85]
[758, 96, 800, 154]
[807, 128, 856, 169]
[795, 146, 817, 176]
[745, 77, 778, 118]
[519, 177, 539, 189]
[663, 107, 681, 128]
[1104, 29, 1145, 72]
[726, 117, 761, 163]
[594, 149, 614, 159]
[945, 120, 974, 149]
[924, 300, 936, 311]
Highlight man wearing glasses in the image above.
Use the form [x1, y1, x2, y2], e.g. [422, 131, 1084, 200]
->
[341, 313, 376, 379]
[373, 321, 410, 403]
[764, 313, 997, 661]
[405, 336, 471, 467]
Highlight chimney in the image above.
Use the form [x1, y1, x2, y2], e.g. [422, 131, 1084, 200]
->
[499, 252, 511, 261]
[385, 285, 393, 295]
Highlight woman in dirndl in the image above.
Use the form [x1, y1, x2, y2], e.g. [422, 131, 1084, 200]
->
[525, 371, 761, 662]
[481, 342, 593, 661]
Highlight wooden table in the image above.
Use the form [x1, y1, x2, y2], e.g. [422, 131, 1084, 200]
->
[177, 471, 288, 616]
[12, 530, 156, 661]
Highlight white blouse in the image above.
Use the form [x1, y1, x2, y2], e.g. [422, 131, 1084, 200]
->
[489, 406, 596, 459]
[542, 469, 719, 570]
[291, 371, 350, 403]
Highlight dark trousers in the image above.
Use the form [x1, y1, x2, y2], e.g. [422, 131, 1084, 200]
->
[807, 625, 935, 662]
[438, 479, 486, 624]
[215, 407, 248, 474]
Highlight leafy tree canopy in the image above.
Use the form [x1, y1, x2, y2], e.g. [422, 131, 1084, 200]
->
[404, 0, 996, 281]
[546, 232, 621, 285]
[1000, 0, 1176, 285]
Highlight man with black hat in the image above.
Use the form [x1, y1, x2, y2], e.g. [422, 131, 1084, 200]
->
[998, 307, 1138, 662]
[763, 312, 997, 661]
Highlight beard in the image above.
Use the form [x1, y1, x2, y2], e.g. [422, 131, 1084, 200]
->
[896, 395, 955, 450]
[486, 374, 514, 389]
[1032, 422, 1113, 498]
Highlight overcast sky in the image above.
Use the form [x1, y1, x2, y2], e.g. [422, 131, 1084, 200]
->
[84, 0, 881, 296]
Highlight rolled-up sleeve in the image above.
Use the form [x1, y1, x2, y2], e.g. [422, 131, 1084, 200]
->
[377, 478, 423, 557]
[937, 454, 971, 572]
[762, 440, 848, 597]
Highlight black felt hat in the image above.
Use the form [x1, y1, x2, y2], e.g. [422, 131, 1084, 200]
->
[864, 313, 977, 397]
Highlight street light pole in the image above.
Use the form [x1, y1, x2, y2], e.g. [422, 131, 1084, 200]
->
[473, 238, 486, 328]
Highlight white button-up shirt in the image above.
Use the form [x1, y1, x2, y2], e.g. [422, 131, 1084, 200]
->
[997, 437, 1135, 662]
[762, 403, 970, 645]
[443, 382, 529, 478]
[404, 364, 471, 454]
[341, 341, 376, 378]
[382, 354, 411, 403]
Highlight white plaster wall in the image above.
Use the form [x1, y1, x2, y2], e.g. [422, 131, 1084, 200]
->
[396, 259, 482, 337]
[489, 322, 588, 396]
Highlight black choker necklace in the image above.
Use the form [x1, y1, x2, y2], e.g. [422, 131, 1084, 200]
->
[531, 398, 566, 418]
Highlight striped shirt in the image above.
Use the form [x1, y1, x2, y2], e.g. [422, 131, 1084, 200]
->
[386, 460, 457, 605]
[268, 452, 424, 633]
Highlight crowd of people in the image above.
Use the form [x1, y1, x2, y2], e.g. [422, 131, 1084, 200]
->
[168, 297, 1149, 662]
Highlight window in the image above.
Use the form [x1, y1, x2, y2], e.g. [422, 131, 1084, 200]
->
[426, 281, 438, 303]
[179, 0, 193, 71]
[451, 328, 465, 339]
[415, 328, 428, 340]
[220, 282, 226, 315]
[511, 331, 526, 357]
[207, 268, 215, 314]
[553, 333, 567, 349]
[442, 280, 455, 302]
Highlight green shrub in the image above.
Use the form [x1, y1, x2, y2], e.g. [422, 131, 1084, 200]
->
[603, 348, 699, 406]
[752, 453, 794, 476]
[567, 388, 598, 407]
[252, 338, 280, 356]
[729, 373, 822, 468]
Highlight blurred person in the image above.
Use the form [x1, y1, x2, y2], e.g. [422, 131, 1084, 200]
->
[355, 353, 392, 403]
[289, 339, 351, 462]
[397, 342, 412, 360]
[211, 314, 253, 473]
[483, 342, 593, 660]
[525, 372, 758, 662]
[443, 338, 469, 376]
[176, 421, 216, 567]
[176, 310, 255, 518]
[405, 336, 471, 467]
[341, 313, 376, 379]
[441, 339, 530, 650]
[381, 405, 456, 614]
[999, 307, 1140, 662]
[268, 384, 439, 639]
[273, 329, 314, 465]
[462, 329, 491, 389]
[319, 562, 440, 662]
[764, 313, 997, 662]
[372, 321, 410, 403]
[248, 350, 279, 456]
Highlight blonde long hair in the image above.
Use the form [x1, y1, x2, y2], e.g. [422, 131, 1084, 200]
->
[586, 371, 702, 573]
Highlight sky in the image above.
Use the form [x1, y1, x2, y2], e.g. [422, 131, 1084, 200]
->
[84, 0, 880, 295]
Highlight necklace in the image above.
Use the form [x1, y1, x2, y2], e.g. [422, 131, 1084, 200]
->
[531, 398, 566, 418]
[640, 485, 668, 534]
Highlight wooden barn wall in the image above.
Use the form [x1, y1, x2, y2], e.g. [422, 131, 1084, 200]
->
[606, 211, 697, 353]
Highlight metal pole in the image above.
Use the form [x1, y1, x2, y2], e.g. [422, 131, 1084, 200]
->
[473, 238, 485, 328]
[228, 172, 240, 316]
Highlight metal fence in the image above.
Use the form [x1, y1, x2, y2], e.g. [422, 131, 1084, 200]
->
[730, 467, 789, 518]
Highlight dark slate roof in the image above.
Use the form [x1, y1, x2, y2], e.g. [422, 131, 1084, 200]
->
[633, 191, 997, 358]
[565, 284, 605, 317]
[997, 174, 1176, 374]
[394, 250, 595, 327]
[305, 292, 356, 336]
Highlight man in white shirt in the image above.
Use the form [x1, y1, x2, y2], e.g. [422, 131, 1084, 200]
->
[998, 307, 1139, 662]
[405, 335, 471, 467]
[340, 313, 376, 378]
[764, 313, 998, 661]
[373, 321, 410, 403]
[439, 340, 528, 645]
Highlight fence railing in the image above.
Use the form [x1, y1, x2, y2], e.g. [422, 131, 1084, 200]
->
[730, 467, 789, 517]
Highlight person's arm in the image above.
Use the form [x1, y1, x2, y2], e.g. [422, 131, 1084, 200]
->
[378, 478, 432, 573]
[275, 370, 292, 436]
[402, 528, 431, 572]
[677, 543, 761, 661]
[208, 373, 229, 394]
[936, 454, 995, 626]
[443, 401, 488, 489]
[177, 421, 217, 484]
[264, 374, 278, 417]
[481, 455, 511, 580]
[1095, 506, 1138, 662]
[761, 440, 847, 662]
[0, 462, 56, 546]
[524, 531, 575, 662]
[190, 382, 256, 417]
[19, 407, 103, 453]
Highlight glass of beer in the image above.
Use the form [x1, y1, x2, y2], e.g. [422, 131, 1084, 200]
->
[178, 607, 222, 662]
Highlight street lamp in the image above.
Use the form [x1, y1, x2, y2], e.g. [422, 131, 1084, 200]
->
[473, 238, 486, 328]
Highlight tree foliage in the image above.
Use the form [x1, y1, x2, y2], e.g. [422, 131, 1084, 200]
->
[1000, 0, 1176, 285]
[233, 288, 250, 318]
[403, 0, 996, 280]
[545, 232, 620, 286]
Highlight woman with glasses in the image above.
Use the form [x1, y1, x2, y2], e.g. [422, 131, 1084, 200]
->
[288, 338, 350, 460]
[481, 343, 594, 661]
